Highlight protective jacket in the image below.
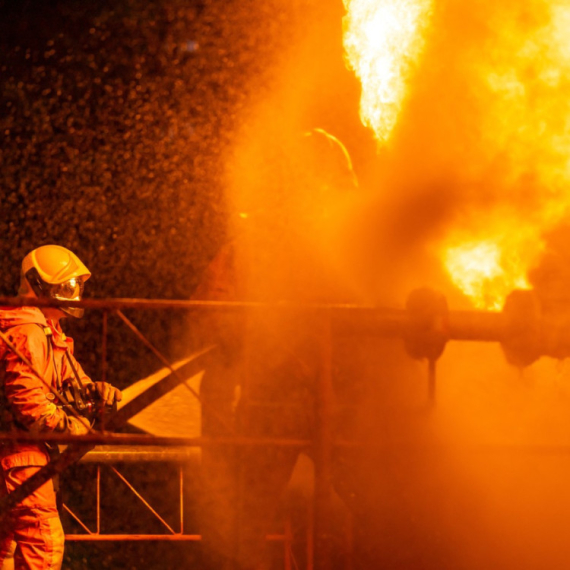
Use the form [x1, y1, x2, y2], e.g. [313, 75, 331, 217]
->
[0, 306, 93, 570]
[0, 305, 92, 508]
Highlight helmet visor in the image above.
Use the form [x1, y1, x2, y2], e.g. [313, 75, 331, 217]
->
[51, 277, 86, 318]
[24, 268, 87, 318]
[51, 277, 85, 301]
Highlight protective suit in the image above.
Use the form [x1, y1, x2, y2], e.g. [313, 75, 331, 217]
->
[0, 305, 94, 570]
[0, 245, 120, 570]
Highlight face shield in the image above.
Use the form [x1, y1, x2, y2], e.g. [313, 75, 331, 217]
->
[51, 277, 85, 301]
[25, 268, 88, 318]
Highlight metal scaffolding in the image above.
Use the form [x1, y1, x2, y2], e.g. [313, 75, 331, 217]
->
[1, 288, 570, 569]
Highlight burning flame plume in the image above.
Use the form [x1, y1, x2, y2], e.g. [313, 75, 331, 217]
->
[444, 240, 530, 311]
[342, 0, 434, 143]
[343, 1, 570, 310]
[442, 2, 570, 310]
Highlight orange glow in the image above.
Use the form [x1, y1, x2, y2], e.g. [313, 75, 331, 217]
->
[444, 239, 531, 311]
[441, 2, 570, 309]
[344, 1, 570, 310]
[342, 0, 433, 143]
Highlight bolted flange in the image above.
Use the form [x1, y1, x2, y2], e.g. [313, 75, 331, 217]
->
[403, 288, 449, 362]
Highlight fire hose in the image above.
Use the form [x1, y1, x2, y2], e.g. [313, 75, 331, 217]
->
[0, 345, 216, 519]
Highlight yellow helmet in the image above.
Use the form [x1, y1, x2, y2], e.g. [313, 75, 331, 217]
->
[20, 245, 91, 318]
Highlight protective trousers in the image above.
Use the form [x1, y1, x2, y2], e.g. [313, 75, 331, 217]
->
[0, 464, 64, 570]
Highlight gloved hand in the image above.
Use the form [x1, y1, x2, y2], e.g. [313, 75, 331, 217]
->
[55, 413, 92, 435]
[68, 415, 92, 435]
[90, 382, 122, 407]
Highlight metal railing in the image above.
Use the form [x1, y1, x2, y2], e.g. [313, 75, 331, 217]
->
[1, 290, 567, 570]
[61, 447, 299, 570]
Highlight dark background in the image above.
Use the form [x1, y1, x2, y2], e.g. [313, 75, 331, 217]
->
[0, 0, 298, 384]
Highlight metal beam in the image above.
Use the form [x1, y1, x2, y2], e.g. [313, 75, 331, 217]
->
[0, 346, 215, 517]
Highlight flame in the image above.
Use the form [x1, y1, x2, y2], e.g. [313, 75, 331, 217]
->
[444, 239, 533, 311]
[443, 219, 548, 310]
[343, 1, 570, 311]
[441, 3, 570, 310]
[342, 0, 433, 143]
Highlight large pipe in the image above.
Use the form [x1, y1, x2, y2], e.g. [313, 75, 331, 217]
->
[2, 289, 568, 520]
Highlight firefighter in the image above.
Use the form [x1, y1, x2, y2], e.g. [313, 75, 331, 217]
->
[195, 129, 357, 569]
[0, 245, 122, 570]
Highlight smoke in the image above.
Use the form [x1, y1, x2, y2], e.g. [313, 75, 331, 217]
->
[371, 2, 570, 567]
[435, 340, 570, 570]
[377, 0, 570, 281]
[194, 0, 570, 568]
